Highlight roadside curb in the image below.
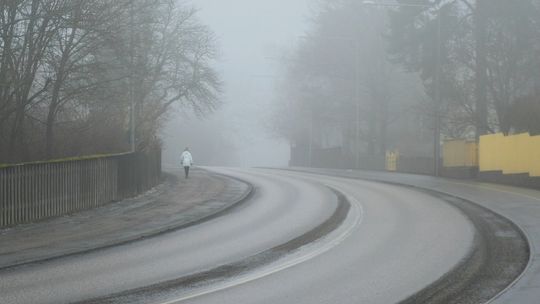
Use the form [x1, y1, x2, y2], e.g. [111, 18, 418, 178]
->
[397, 186, 530, 304]
[372, 181, 532, 304]
[78, 187, 352, 304]
[0, 170, 254, 272]
[281, 168, 531, 304]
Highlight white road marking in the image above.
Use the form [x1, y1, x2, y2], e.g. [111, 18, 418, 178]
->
[157, 194, 363, 304]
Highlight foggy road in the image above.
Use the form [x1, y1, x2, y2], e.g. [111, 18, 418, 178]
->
[2, 0, 539, 303]
[0, 168, 478, 304]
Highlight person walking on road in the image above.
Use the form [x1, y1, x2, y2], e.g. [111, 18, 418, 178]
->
[180, 147, 194, 179]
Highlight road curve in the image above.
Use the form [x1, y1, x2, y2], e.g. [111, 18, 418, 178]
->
[0, 168, 474, 304]
[0, 169, 338, 304]
[285, 167, 530, 304]
[164, 169, 474, 304]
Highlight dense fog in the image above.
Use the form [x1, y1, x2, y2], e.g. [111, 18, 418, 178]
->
[162, 0, 311, 167]
[3, 0, 540, 169]
[164, 0, 540, 168]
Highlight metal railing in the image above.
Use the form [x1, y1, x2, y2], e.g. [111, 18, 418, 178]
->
[0, 150, 161, 228]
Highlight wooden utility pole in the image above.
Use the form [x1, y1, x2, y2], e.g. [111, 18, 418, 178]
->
[474, 0, 489, 138]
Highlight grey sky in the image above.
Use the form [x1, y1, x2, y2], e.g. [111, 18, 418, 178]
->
[163, 0, 312, 167]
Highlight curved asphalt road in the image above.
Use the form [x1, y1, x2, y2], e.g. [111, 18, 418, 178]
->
[0, 168, 474, 304]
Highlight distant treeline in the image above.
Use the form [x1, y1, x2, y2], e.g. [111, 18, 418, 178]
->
[274, 0, 540, 159]
[0, 0, 220, 164]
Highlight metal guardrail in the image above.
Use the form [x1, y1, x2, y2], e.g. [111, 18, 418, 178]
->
[0, 150, 161, 228]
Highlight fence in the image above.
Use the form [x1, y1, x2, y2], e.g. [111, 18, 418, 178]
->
[0, 149, 161, 228]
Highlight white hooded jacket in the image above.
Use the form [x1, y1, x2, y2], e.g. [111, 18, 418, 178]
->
[181, 151, 193, 167]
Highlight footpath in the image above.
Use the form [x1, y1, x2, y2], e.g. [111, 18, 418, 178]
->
[0, 168, 251, 270]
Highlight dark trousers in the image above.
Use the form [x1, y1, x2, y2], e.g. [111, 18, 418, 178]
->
[184, 166, 190, 178]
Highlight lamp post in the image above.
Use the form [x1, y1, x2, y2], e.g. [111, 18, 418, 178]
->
[362, 0, 442, 177]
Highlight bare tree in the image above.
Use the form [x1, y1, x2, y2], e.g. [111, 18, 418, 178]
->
[0, 0, 62, 161]
[123, 0, 221, 151]
[0, 0, 221, 163]
[273, 0, 427, 167]
[388, 0, 540, 137]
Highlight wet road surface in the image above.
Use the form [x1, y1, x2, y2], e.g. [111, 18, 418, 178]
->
[0, 168, 476, 304]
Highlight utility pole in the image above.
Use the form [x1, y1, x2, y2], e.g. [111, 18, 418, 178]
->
[434, 11, 442, 177]
[362, 0, 443, 176]
[309, 108, 313, 167]
[129, 0, 136, 152]
[355, 40, 361, 169]
[474, 0, 488, 139]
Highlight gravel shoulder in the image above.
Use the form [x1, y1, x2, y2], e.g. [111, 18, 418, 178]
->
[0, 167, 251, 270]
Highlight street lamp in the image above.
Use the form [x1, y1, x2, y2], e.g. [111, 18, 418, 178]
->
[362, 0, 442, 177]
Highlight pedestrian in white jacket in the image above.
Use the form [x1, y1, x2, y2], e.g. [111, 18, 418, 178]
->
[180, 147, 193, 179]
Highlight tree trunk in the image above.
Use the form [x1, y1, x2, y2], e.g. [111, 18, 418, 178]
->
[367, 101, 377, 156]
[46, 70, 64, 158]
[8, 104, 25, 162]
[45, 16, 78, 158]
[474, 0, 489, 137]
[378, 98, 388, 155]
[45, 106, 56, 158]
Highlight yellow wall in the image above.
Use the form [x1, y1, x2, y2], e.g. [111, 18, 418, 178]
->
[443, 140, 478, 167]
[478, 133, 504, 172]
[531, 135, 540, 177]
[478, 133, 540, 177]
[386, 151, 398, 172]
